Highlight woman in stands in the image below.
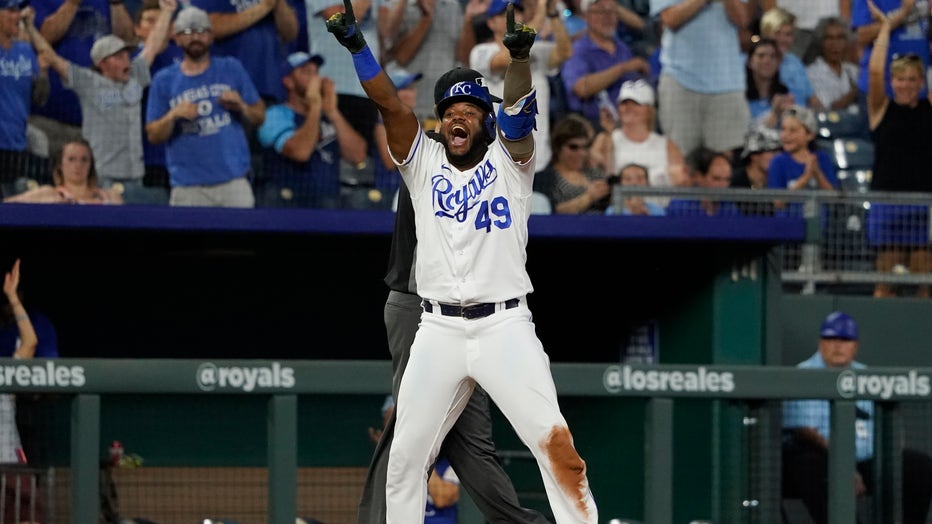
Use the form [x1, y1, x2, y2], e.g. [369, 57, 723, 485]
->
[535, 113, 611, 214]
[806, 17, 860, 112]
[4, 138, 123, 205]
[864, 0, 932, 298]
[590, 78, 686, 210]
[745, 38, 795, 130]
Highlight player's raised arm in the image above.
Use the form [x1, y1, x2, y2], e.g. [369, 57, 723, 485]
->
[498, 2, 537, 163]
[326, 0, 418, 161]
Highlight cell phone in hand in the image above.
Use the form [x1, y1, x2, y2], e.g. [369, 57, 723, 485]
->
[597, 90, 618, 122]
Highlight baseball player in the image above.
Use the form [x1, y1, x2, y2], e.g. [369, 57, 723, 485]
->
[357, 172, 550, 523]
[326, 3, 598, 523]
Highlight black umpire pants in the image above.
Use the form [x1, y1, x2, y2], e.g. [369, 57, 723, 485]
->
[356, 289, 549, 524]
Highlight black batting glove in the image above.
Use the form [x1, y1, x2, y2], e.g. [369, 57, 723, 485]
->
[326, 0, 367, 54]
[502, 2, 536, 61]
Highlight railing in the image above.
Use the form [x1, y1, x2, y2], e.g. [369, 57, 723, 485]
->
[0, 464, 51, 523]
[2, 359, 930, 524]
[611, 186, 932, 294]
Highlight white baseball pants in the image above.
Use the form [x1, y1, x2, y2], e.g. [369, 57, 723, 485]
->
[386, 303, 598, 523]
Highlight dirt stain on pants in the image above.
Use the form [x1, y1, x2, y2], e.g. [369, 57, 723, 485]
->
[541, 425, 590, 519]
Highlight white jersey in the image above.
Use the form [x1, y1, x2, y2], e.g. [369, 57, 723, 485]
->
[397, 130, 535, 304]
[388, 127, 598, 524]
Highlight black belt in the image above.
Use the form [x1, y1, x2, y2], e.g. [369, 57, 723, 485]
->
[423, 298, 520, 320]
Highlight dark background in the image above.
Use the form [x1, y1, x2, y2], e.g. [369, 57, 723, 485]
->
[0, 208, 786, 363]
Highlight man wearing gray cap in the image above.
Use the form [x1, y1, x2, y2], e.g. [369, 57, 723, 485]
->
[25, 0, 176, 204]
[29, 0, 134, 161]
[145, 6, 265, 208]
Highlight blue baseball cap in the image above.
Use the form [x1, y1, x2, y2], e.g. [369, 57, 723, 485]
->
[820, 311, 858, 340]
[388, 68, 422, 90]
[487, 0, 522, 17]
[280, 52, 324, 78]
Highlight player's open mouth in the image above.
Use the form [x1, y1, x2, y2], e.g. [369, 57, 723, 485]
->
[451, 125, 468, 147]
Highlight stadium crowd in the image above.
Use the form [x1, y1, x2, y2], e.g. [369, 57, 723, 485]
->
[0, 0, 929, 273]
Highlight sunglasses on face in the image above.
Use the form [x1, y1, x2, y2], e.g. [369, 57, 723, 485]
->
[892, 52, 922, 62]
[177, 27, 210, 36]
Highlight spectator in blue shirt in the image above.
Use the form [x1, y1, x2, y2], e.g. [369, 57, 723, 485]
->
[767, 105, 837, 191]
[561, 0, 649, 128]
[0, 0, 49, 198]
[745, 37, 792, 121]
[667, 147, 740, 217]
[759, 6, 821, 110]
[145, 7, 266, 207]
[651, 0, 750, 158]
[256, 52, 367, 208]
[783, 311, 932, 524]
[0, 259, 57, 360]
[193, 0, 297, 103]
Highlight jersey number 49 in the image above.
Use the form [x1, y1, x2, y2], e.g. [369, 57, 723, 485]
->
[475, 196, 512, 233]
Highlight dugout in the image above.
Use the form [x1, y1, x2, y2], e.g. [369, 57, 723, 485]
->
[12, 204, 930, 522]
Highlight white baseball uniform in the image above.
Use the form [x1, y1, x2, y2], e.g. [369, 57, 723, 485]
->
[385, 128, 598, 524]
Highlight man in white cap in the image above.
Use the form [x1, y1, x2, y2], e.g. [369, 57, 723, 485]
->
[24, 0, 177, 204]
[255, 51, 366, 208]
[145, 6, 265, 208]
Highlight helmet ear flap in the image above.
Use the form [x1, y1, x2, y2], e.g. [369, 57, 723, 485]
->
[484, 112, 496, 144]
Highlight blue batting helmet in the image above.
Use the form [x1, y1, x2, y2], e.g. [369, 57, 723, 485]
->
[434, 68, 500, 143]
[819, 311, 858, 340]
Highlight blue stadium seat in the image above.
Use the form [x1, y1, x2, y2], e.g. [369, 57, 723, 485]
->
[815, 110, 869, 140]
[835, 169, 872, 194]
[833, 138, 874, 170]
[817, 137, 875, 172]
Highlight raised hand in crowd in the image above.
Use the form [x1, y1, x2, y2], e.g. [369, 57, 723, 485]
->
[3, 259, 37, 360]
[320, 77, 338, 115]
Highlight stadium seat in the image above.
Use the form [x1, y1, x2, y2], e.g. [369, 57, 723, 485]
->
[836, 169, 872, 193]
[530, 191, 553, 214]
[827, 138, 875, 170]
[815, 109, 869, 140]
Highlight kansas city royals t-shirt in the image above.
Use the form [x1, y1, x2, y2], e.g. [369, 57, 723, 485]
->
[146, 57, 259, 187]
[0, 42, 39, 152]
